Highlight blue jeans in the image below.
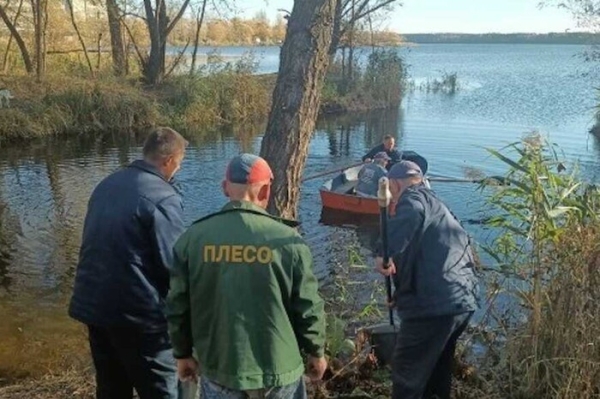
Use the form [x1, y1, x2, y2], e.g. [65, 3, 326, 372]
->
[200, 376, 307, 399]
[88, 325, 178, 399]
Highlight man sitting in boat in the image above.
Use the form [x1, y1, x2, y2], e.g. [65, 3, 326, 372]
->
[362, 135, 429, 174]
[356, 152, 391, 198]
[362, 135, 401, 169]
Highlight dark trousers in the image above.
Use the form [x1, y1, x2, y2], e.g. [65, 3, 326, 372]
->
[88, 325, 178, 399]
[392, 311, 473, 399]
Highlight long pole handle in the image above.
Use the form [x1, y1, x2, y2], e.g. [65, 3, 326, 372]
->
[427, 174, 509, 185]
[377, 177, 394, 326]
[302, 161, 364, 182]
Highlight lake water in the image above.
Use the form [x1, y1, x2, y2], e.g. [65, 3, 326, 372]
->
[1, 44, 599, 380]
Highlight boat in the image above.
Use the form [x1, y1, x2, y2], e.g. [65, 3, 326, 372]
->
[319, 165, 383, 215]
[319, 153, 430, 215]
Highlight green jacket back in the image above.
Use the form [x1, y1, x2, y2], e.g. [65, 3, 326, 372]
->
[166, 201, 326, 390]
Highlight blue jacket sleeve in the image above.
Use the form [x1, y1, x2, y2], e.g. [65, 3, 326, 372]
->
[151, 194, 185, 274]
[362, 144, 382, 161]
[388, 197, 425, 258]
[376, 193, 425, 258]
[379, 194, 425, 293]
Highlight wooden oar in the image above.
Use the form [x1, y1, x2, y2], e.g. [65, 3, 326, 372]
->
[302, 161, 364, 182]
[428, 175, 508, 184]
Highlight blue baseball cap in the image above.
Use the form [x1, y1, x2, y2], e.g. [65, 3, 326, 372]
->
[226, 153, 273, 184]
[374, 151, 392, 161]
[387, 160, 423, 179]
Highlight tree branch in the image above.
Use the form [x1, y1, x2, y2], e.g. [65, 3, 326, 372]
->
[165, 0, 191, 36]
[65, 0, 94, 76]
[121, 11, 147, 21]
[0, 2, 33, 72]
[339, 0, 397, 39]
[352, 0, 396, 23]
[341, 0, 364, 19]
[121, 16, 146, 66]
[165, 37, 190, 79]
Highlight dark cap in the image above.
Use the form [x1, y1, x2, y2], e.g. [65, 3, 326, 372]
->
[388, 160, 423, 179]
[226, 153, 273, 184]
[374, 151, 391, 161]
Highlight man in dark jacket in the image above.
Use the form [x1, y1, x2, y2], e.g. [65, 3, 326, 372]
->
[362, 135, 429, 173]
[375, 160, 479, 399]
[362, 135, 402, 167]
[69, 127, 188, 399]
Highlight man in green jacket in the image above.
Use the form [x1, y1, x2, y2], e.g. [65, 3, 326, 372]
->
[166, 153, 327, 398]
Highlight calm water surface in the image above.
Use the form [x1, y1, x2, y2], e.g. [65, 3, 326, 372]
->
[1, 44, 599, 379]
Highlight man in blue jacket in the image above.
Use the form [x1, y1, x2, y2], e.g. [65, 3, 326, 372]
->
[356, 152, 390, 197]
[69, 127, 188, 399]
[375, 160, 479, 399]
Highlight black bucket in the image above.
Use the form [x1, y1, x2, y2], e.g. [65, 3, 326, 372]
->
[362, 323, 400, 366]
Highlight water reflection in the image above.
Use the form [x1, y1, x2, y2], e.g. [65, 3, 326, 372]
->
[315, 108, 404, 158]
[0, 205, 15, 291]
[318, 209, 381, 272]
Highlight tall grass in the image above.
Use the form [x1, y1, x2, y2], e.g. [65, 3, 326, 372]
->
[1, 48, 404, 140]
[321, 49, 408, 114]
[0, 54, 272, 141]
[460, 133, 600, 398]
[162, 53, 271, 129]
[408, 71, 460, 94]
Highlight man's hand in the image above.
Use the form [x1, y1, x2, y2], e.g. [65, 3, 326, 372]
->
[375, 256, 396, 276]
[306, 356, 327, 381]
[177, 358, 199, 383]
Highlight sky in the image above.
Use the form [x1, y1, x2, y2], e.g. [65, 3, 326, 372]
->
[238, 0, 580, 34]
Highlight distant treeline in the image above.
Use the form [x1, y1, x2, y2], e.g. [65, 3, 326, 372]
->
[401, 32, 600, 45]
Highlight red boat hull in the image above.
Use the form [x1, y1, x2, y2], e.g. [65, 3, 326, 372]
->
[319, 188, 382, 215]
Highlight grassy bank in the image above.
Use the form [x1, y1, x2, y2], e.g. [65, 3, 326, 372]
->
[321, 49, 407, 114]
[0, 72, 273, 141]
[0, 49, 407, 141]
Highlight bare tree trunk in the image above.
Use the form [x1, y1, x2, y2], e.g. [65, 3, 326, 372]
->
[32, 0, 47, 81]
[328, 0, 343, 56]
[368, 13, 375, 52]
[106, 0, 126, 76]
[158, 0, 167, 78]
[259, 0, 338, 219]
[0, 2, 33, 73]
[142, 0, 191, 85]
[142, 0, 162, 84]
[348, 0, 355, 82]
[96, 33, 102, 70]
[190, 0, 207, 75]
[1, 0, 23, 72]
[65, 0, 95, 76]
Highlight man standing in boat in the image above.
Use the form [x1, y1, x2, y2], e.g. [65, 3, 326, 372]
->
[356, 152, 391, 198]
[375, 160, 479, 399]
[166, 153, 327, 398]
[362, 134, 401, 168]
[69, 127, 188, 399]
